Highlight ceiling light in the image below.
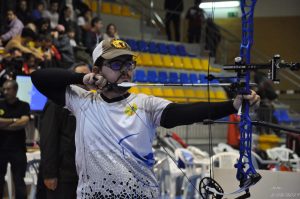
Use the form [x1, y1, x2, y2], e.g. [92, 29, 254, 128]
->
[199, 1, 240, 9]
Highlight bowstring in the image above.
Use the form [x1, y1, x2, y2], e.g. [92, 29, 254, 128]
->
[207, 0, 216, 185]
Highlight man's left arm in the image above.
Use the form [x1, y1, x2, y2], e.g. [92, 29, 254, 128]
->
[1, 21, 23, 42]
[2, 102, 30, 130]
[3, 115, 30, 131]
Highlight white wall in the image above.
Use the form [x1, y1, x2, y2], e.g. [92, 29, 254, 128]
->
[254, 0, 300, 17]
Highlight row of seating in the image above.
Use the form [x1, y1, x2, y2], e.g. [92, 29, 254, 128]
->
[133, 70, 220, 84]
[273, 109, 292, 123]
[126, 39, 191, 56]
[129, 87, 228, 103]
[134, 53, 221, 72]
[85, 0, 138, 18]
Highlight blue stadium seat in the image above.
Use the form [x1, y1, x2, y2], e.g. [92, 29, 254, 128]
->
[189, 73, 199, 84]
[137, 40, 148, 52]
[158, 71, 169, 83]
[211, 78, 219, 84]
[158, 43, 168, 54]
[169, 72, 180, 83]
[148, 42, 158, 54]
[177, 45, 188, 56]
[273, 109, 292, 123]
[180, 73, 190, 84]
[126, 39, 138, 51]
[280, 110, 292, 123]
[168, 44, 178, 55]
[147, 70, 158, 83]
[199, 74, 207, 83]
[133, 70, 147, 82]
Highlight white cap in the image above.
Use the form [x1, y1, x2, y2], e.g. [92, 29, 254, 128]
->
[92, 39, 135, 64]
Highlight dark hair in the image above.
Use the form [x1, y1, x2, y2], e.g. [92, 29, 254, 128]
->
[91, 17, 102, 27]
[21, 28, 37, 40]
[106, 23, 117, 33]
[4, 80, 18, 91]
[94, 56, 104, 68]
[6, 8, 16, 14]
[69, 62, 88, 71]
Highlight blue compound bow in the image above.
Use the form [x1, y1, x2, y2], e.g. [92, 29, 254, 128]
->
[199, 1, 261, 198]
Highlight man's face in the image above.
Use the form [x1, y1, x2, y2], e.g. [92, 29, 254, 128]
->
[20, 1, 27, 11]
[51, 3, 59, 12]
[27, 56, 36, 67]
[37, 4, 44, 11]
[7, 11, 15, 21]
[75, 65, 90, 74]
[65, 7, 72, 18]
[3, 82, 17, 101]
[100, 55, 135, 84]
[108, 25, 116, 36]
[95, 21, 103, 32]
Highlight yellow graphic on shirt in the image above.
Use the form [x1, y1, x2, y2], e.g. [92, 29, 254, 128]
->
[124, 103, 138, 116]
[0, 109, 4, 116]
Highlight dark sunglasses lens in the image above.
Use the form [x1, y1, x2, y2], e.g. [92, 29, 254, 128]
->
[110, 61, 122, 70]
[124, 62, 132, 69]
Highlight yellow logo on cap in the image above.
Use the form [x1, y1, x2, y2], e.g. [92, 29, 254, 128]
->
[0, 109, 5, 116]
[111, 39, 128, 49]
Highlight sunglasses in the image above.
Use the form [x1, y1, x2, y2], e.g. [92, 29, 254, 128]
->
[103, 60, 136, 71]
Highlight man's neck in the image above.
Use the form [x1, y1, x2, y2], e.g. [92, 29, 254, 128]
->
[102, 90, 127, 99]
[6, 98, 17, 104]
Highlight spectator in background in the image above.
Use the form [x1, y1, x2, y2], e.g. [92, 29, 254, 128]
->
[43, 1, 60, 29]
[205, 18, 221, 57]
[103, 23, 119, 41]
[16, 0, 33, 26]
[0, 80, 30, 199]
[32, 2, 45, 22]
[38, 63, 90, 199]
[52, 24, 75, 68]
[37, 18, 51, 36]
[39, 34, 61, 68]
[66, 28, 93, 67]
[5, 27, 44, 61]
[77, 8, 92, 45]
[185, 0, 205, 43]
[83, 17, 103, 54]
[0, 9, 24, 45]
[0, 48, 24, 81]
[164, 0, 183, 41]
[254, 71, 278, 134]
[59, 5, 81, 44]
[22, 53, 41, 75]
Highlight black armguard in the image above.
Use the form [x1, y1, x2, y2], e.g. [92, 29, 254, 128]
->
[160, 101, 237, 128]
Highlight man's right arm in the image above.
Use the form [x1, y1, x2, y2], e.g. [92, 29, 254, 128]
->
[31, 68, 85, 106]
[0, 118, 14, 128]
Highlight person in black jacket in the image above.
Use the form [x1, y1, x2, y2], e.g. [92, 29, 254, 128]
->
[164, 0, 183, 41]
[37, 63, 90, 199]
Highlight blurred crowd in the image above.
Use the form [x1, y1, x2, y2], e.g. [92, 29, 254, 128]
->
[0, 0, 120, 87]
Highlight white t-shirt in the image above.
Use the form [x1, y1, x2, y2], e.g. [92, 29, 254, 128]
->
[65, 85, 171, 198]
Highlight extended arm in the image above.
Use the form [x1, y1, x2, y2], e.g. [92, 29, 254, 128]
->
[160, 101, 237, 128]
